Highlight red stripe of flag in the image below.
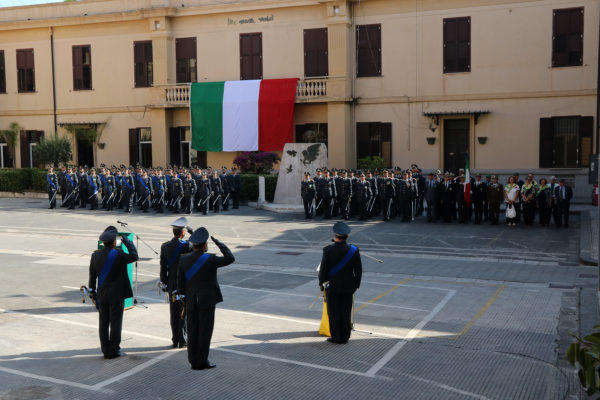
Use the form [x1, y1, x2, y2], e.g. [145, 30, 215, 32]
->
[258, 78, 299, 151]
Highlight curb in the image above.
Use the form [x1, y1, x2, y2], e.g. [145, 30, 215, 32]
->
[0, 191, 49, 199]
[579, 210, 598, 266]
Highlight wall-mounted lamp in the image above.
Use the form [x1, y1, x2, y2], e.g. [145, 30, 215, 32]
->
[98, 142, 106, 149]
[477, 137, 488, 145]
[426, 137, 436, 145]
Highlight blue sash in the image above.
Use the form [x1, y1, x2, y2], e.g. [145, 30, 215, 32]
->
[123, 177, 133, 190]
[99, 174, 107, 186]
[138, 176, 151, 194]
[46, 174, 57, 189]
[66, 174, 76, 187]
[168, 240, 187, 269]
[98, 249, 118, 289]
[328, 245, 357, 278]
[166, 175, 171, 184]
[88, 175, 97, 191]
[185, 253, 211, 281]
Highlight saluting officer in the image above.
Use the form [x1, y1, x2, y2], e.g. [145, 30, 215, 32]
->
[88, 226, 138, 359]
[177, 227, 235, 370]
[318, 222, 362, 344]
[160, 217, 193, 348]
[46, 166, 59, 209]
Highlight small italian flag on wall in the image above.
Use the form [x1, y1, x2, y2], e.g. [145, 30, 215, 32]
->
[190, 78, 298, 152]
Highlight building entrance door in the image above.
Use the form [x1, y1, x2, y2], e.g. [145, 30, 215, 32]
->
[444, 119, 470, 175]
[77, 138, 94, 167]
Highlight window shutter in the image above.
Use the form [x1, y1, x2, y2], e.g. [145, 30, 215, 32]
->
[579, 116, 594, 167]
[0, 51, 5, 93]
[356, 123, 370, 160]
[539, 118, 554, 168]
[356, 25, 381, 77]
[20, 131, 29, 168]
[73, 46, 82, 89]
[169, 128, 181, 165]
[129, 128, 139, 166]
[304, 28, 328, 77]
[240, 33, 262, 80]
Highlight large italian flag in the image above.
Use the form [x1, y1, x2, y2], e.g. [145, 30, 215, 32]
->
[190, 78, 298, 152]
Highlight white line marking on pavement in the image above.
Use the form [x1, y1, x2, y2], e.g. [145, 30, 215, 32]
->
[222, 309, 320, 327]
[0, 366, 113, 394]
[395, 369, 493, 400]
[365, 290, 456, 377]
[293, 230, 309, 242]
[92, 349, 181, 389]
[231, 227, 240, 238]
[214, 348, 391, 381]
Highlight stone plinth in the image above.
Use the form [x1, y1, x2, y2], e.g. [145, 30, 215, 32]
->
[274, 143, 327, 204]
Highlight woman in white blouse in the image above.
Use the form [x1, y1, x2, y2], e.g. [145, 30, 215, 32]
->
[504, 176, 520, 226]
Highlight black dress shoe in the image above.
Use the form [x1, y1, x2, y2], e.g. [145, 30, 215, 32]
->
[203, 361, 216, 369]
[105, 350, 125, 359]
[327, 338, 341, 344]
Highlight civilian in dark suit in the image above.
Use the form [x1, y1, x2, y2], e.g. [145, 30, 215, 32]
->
[177, 228, 235, 370]
[318, 222, 362, 344]
[553, 179, 573, 228]
[472, 173, 487, 224]
[549, 176, 559, 225]
[88, 226, 138, 359]
[424, 172, 440, 222]
[160, 217, 193, 348]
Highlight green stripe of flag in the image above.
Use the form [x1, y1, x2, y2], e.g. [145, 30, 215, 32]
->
[190, 81, 225, 152]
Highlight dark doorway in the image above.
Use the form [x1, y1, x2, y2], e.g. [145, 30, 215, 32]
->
[443, 119, 469, 174]
[77, 138, 94, 167]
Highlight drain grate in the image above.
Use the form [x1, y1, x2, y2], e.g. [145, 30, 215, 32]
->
[579, 274, 598, 278]
[276, 251, 302, 256]
[236, 245, 251, 249]
[138, 257, 153, 261]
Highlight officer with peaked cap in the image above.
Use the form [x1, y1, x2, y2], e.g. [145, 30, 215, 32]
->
[177, 227, 235, 370]
[88, 226, 138, 359]
[318, 222, 362, 344]
[160, 217, 194, 348]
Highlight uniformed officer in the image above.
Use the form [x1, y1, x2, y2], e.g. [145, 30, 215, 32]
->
[301, 172, 316, 219]
[171, 172, 183, 214]
[78, 166, 89, 209]
[487, 176, 504, 225]
[58, 165, 68, 207]
[210, 170, 223, 213]
[220, 168, 232, 211]
[314, 169, 323, 216]
[87, 168, 101, 210]
[320, 169, 337, 219]
[337, 170, 353, 220]
[160, 217, 193, 348]
[88, 226, 138, 359]
[318, 222, 362, 344]
[46, 166, 59, 209]
[183, 172, 197, 215]
[379, 169, 395, 222]
[197, 172, 211, 215]
[356, 172, 372, 220]
[65, 167, 79, 210]
[472, 173, 487, 224]
[231, 168, 241, 209]
[176, 227, 235, 370]
[121, 169, 135, 213]
[441, 173, 455, 222]
[105, 170, 116, 211]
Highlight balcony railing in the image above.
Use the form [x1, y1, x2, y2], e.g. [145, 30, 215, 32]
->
[157, 78, 330, 107]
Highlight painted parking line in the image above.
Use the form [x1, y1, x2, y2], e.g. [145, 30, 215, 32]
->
[355, 278, 410, 312]
[449, 285, 505, 340]
[0, 365, 113, 394]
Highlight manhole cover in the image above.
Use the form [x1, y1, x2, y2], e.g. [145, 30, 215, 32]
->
[549, 283, 576, 289]
[138, 257, 153, 261]
[579, 274, 598, 278]
[276, 252, 302, 256]
[237, 245, 251, 249]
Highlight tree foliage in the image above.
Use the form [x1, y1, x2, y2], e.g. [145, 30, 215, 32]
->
[357, 156, 387, 171]
[32, 136, 72, 168]
[233, 151, 280, 174]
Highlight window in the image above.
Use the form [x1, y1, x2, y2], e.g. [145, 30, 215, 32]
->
[134, 41, 153, 87]
[295, 123, 328, 148]
[240, 33, 262, 80]
[356, 122, 391, 167]
[356, 24, 381, 77]
[176, 38, 197, 84]
[17, 49, 35, 92]
[129, 128, 152, 167]
[170, 127, 205, 167]
[0, 142, 13, 168]
[304, 28, 328, 77]
[19, 130, 43, 168]
[552, 7, 584, 67]
[443, 17, 470, 73]
[539, 116, 593, 168]
[72, 45, 92, 90]
[0, 51, 5, 93]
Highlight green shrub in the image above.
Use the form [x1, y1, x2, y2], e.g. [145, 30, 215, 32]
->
[0, 168, 46, 192]
[31, 169, 48, 192]
[239, 174, 277, 202]
[32, 136, 72, 168]
[357, 156, 387, 171]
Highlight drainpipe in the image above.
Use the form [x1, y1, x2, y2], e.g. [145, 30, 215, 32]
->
[50, 27, 58, 138]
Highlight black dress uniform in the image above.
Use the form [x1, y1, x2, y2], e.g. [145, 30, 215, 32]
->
[160, 218, 193, 348]
[171, 175, 183, 213]
[320, 174, 337, 219]
[88, 226, 138, 359]
[301, 175, 316, 219]
[472, 178, 487, 224]
[46, 170, 58, 209]
[105, 174, 116, 211]
[197, 176, 211, 215]
[78, 169, 88, 208]
[66, 171, 79, 210]
[122, 173, 135, 213]
[554, 182, 573, 228]
[221, 171, 231, 211]
[379, 174, 395, 221]
[337, 175, 353, 220]
[442, 178, 455, 223]
[355, 177, 372, 220]
[209, 173, 222, 213]
[183, 175, 197, 215]
[177, 229, 235, 370]
[318, 222, 362, 344]
[231, 172, 241, 209]
[87, 172, 101, 210]
[424, 176, 440, 222]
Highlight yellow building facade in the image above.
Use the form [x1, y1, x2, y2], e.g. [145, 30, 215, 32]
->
[0, 0, 598, 197]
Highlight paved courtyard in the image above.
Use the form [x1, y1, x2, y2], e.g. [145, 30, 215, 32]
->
[0, 198, 597, 399]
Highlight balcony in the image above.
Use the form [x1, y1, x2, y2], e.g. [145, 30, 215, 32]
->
[150, 77, 349, 108]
